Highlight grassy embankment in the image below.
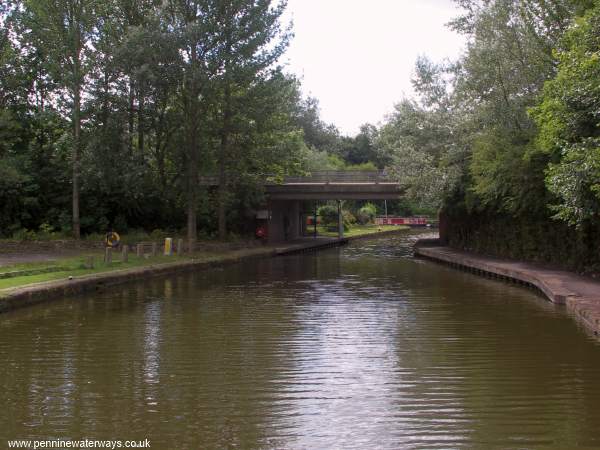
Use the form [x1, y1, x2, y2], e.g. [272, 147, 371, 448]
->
[0, 225, 406, 292]
[0, 247, 275, 293]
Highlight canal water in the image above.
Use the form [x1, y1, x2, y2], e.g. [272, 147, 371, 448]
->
[2, 233, 600, 449]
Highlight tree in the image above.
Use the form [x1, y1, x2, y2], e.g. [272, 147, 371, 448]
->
[165, 0, 222, 245]
[531, 3, 600, 225]
[17, 0, 102, 238]
[212, 0, 291, 239]
[379, 57, 467, 210]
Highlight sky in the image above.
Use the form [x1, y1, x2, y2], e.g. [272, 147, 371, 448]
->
[281, 0, 467, 136]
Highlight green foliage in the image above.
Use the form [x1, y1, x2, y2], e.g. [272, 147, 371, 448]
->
[356, 203, 377, 225]
[443, 206, 600, 273]
[372, 0, 600, 269]
[345, 210, 356, 225]
[302, 147, 346, 171]
[11, 228, 38, 241]
[345, 162, 378, 171]
[379, 0, 586, 222]
[531, 3, 600, 225]
[0, 0, 318, 239]
[317, 204, 339, 226]
[4, 0, 598, 265]
[469, 129, 549, 215]
[545, 140, 600, 224]
[317, 203, 354, 231]
[379, 62, 467, 211]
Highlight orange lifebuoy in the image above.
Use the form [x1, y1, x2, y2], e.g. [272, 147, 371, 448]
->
[105, 231, 121, 248]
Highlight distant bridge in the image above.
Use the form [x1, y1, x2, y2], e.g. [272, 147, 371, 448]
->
[200, 171, 402, 200]
[200, 171, 403, 242]
[201, 171, 402, 242]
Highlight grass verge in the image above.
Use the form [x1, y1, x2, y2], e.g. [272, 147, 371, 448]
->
[0, 226, 407, 293]
[0, 251, 221, 291]
[315, 224, 408, 238]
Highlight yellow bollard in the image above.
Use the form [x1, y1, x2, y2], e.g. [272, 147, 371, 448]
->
[164, 237, 173, 256]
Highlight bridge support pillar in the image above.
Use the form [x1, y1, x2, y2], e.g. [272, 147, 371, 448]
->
[268, 200, 301, 243]
[338, 200, 344, 239]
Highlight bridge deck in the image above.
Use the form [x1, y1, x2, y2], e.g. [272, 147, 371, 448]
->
[199, 171, 402, 200]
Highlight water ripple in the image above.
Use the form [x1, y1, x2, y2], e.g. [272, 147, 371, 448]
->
[1, 232, 600, 449]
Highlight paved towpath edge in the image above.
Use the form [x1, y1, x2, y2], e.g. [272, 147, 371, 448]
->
[414, 241, 600, 337]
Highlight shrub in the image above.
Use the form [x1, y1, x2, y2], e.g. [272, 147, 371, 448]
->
[149, 228, 170, 241]
[11, 228, 37, 241]
[344, 211, 356, 225]
[84, 232, 105, 244]
[318, 203, 355, 231]
[317, 204, 339, 226]
[357, 203, 378, 225]
[120, 229, 149, 244]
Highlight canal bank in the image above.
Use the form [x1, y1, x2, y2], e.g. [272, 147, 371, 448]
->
[4, 230, 600, 449]
[0, 238, 343, 313]
[0, 228, 412, 313]
[414, 240, 600, 336]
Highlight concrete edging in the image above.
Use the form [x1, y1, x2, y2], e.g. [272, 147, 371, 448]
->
[414, 241, 600, 337]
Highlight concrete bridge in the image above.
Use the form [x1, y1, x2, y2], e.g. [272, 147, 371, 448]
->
[263, 171, 401, 200]
[201, 171, 403, 242]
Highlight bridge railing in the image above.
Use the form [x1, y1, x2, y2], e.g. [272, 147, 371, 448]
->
[280, 170, 391, 184]
[199, 171, 393, 186]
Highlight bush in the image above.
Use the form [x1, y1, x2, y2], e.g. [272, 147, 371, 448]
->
[357, 203, 377, 224]
[317, 204, 339, 226]
[11, 228, 37, 241]
[345, 162, 378, 171]
[119, 229, 148, 244]
[344, 211, 356, 225]
[149, 228, 170, 241]
[84, 232, 105, 244]
[36, 223, 62, 241]
[318, 203, 355, 231]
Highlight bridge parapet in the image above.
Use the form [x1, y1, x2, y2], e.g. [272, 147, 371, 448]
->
[199, 170, 394, 186]
[279, 170, 392, 184]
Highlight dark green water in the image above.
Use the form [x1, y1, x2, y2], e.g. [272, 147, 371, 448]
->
[2, 233, 600, 449]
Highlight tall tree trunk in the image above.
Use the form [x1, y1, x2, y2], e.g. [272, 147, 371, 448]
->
[138, 85, 145, 161]
[128, 79, 135, 154]
[185, 48, 200, 248]
[186, 113, 198, 247]
[218, 79, 232, 240]
[217, 157, 227, 239]
[218, 125, 228, 240]
[72, 81, 81, 239]
[186, 188, 197, 247]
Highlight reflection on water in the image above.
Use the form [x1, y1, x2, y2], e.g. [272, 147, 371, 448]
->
[2, 232, 600, 449]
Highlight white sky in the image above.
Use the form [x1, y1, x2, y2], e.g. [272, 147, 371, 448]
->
[282, 0, 466, 136]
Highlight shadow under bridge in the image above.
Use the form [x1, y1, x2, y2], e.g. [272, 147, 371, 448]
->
[201, 171, 403, 243]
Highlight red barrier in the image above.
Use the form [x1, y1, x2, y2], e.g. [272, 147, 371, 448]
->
[375, 217, 429, 226]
